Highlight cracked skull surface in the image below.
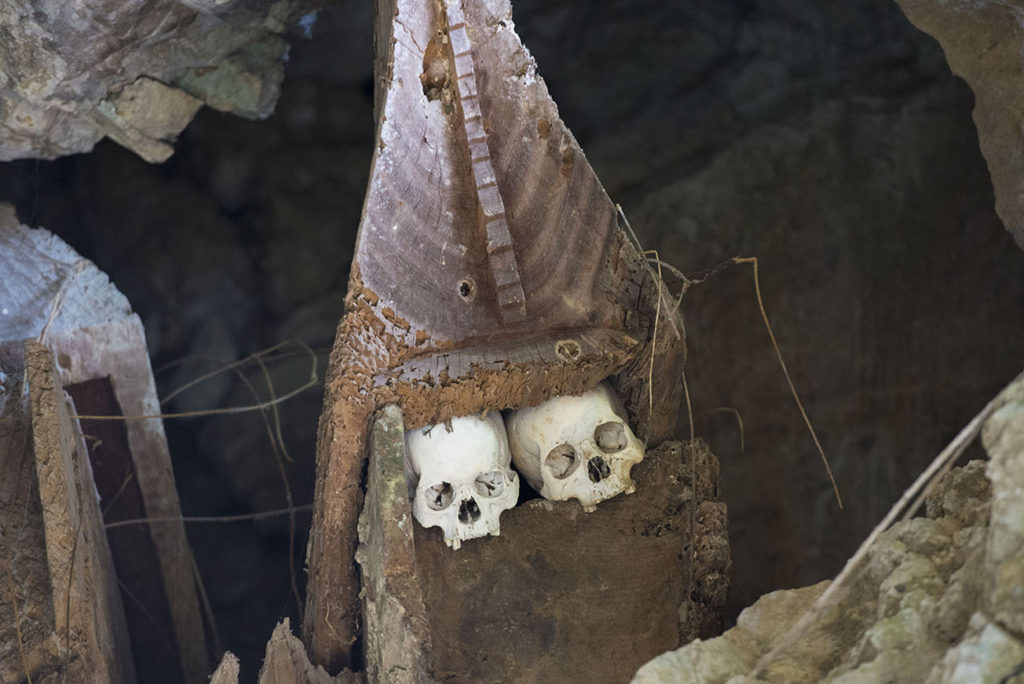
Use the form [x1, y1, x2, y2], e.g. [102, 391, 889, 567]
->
[405, 412, 520, 550]
[505, 382, 644, 510]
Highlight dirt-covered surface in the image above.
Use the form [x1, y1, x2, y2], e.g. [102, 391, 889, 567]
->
[1, 0, 1024, 678]
[415, 440, 728, 683]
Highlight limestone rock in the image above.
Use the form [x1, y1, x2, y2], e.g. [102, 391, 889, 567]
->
[633, 366, 1024, 684]
[981, 377, 1024, 635]
[94, 78, 204, 163]
[0, 0, 315, 162]
[925, 613, 1024, 684]
[894, 0, 1024, 250]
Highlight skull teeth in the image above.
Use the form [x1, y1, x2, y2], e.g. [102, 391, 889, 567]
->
[405, 413, 520, 550]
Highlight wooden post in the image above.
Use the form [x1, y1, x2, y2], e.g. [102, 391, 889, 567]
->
[355, 405, 433, 682]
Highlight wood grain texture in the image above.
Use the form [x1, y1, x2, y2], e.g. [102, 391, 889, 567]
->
[355, 406, 433, 683]
[413, 440, 725, 681]
[0, 211, 208, 682]
[444, 0, 526, 323]
[257, 620, 363, 684]
[304, 0, 690, 671]
[5, 340, 139, 684]
[355, 0, 629, 343]
[66, 377, 183, 684]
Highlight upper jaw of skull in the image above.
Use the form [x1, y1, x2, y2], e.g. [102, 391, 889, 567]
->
[405, 413, 519, 550]
[506, 382, 644, 511]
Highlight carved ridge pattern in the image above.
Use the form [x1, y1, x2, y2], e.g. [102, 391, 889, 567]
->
[445, 0, 527, 324]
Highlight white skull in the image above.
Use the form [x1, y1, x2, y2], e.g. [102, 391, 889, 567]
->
[505, 382, 644, 511]
[404, 413, 520, 550]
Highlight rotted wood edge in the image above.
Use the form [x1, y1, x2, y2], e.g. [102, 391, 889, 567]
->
[24, 339, 137, 683]
[354, 405, 432, 682]
[304, 268, 685, 672]
[302, 303, 642, 671]
[303, 0, 688, 671]
[46, 316, 209, 682]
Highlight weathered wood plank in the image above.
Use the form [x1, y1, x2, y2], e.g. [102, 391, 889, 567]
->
[355, 405, 432, 682]
[15, 339, 137, 683]
[303, 0, 689, 670]
[412, 439, 725, 682]
[48, 317, 209, 683]
[0, 208, 208, 682]
[258, 620, 363, 684]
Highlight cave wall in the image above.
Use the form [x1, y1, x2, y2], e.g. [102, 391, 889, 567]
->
[517, 0, 1024, 613]
[1, 0, 1023, 674]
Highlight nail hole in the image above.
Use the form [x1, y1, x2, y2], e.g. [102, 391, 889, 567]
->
[555, 339, 580, 362]
[458, 278, 476, 301]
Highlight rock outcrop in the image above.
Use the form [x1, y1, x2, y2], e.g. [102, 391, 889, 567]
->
[633, 373, 1024, 683]
[894, 0, 1024, 251]
[0, 0, 313, 161]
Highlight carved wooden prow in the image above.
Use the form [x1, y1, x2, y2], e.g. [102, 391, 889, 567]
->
[445, 0, 527, 323]
[304, 0, 691, 673]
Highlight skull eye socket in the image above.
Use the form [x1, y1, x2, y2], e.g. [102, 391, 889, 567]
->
[594, 422, 628, 453]
[545, 444, 579, 480]
[426, 482, 454, 510]
[474, 470, 505, 497]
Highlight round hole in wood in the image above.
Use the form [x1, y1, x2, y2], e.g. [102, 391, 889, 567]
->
[458, 277, 476, 301]
[555, 339, 581, 362]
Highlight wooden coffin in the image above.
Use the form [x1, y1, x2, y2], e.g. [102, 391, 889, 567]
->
[302, 0, 727, 678]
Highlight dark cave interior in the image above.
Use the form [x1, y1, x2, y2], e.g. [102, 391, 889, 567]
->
[2, 0, 1023, 679]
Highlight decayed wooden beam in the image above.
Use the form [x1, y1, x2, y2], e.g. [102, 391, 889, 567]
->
[0, 340, 137, 683]
[305, 0, 686, 671]
[352, 406, 730, 680]
[0, 208, 208, 682]
[412, 439, 729, 681]
[48, 317, 208, 684]
[354, 406, 433, 682]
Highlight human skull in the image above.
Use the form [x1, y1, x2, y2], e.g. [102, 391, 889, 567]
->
[505, 382, 644, 511]
[405, 413, 520, 550]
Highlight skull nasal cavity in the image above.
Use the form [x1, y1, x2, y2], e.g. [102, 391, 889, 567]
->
[595, 422, 628, 452]
[588, 456, 611, 483]
[458, 498, 481, 524]
[545, 444, 578, 479]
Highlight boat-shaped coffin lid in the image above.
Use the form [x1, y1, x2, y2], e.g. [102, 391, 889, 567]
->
[355, 0, 627, 344]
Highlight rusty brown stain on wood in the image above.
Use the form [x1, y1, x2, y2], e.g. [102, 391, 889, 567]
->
[303, 0, 688, 671]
